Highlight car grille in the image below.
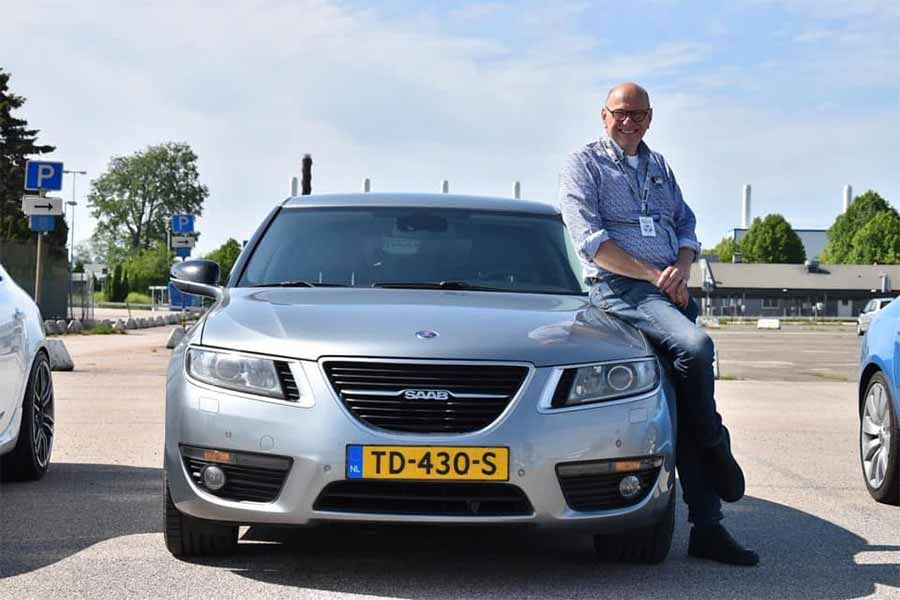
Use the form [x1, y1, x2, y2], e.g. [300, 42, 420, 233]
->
[557, 467, 660, 511]
[313, 481, 533, 516]
[322, 361, 529, 433]
[183, 455, 291, 503]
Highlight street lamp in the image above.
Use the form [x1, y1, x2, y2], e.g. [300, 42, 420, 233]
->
[63, 169, 86, 264]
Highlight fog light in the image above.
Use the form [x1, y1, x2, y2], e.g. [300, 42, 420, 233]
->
[619, 475, 641, 498]
[202, 465, 227, 491]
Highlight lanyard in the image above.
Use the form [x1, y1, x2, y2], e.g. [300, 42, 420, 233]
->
[601, 139, 652, 216]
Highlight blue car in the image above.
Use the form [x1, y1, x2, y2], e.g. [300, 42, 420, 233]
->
[859, 299, 900, 505]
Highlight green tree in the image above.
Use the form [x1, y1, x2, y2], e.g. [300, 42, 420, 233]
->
[710, 236, 739, 262]
[846, 210, 900, 264]
[0, 68, 67, 249]
[740, 214, 806, 264]
[821, 191, 892, 263]
[122, 242, 172, 296]
[206, 238, 242, 281]
[88, 142, 208, 264]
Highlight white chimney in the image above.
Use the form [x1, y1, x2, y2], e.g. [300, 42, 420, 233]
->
[441, 180, 450, 194]
[513, 181, 521, 199]
[363, 178, 371, 193]
[741, 184, 751, 228]
[290, 176, 299, 196]
[843, 185, 853, 213]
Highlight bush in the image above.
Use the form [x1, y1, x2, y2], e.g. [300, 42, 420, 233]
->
[125, 292, 152, 304]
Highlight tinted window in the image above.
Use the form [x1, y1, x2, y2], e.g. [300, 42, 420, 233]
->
[239, 207, 585, 294]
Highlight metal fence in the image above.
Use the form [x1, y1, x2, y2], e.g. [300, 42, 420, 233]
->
[68, 272, 95, 322]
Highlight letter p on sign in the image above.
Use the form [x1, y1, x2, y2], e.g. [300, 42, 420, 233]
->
[24, 161, 64, 191]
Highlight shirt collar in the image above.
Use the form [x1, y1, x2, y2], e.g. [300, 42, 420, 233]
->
[598, 132, 650, 162]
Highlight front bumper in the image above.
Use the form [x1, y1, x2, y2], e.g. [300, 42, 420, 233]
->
[165, 350, 676, 533]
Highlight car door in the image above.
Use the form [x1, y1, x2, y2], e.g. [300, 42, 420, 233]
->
[0, 268, 24, 431]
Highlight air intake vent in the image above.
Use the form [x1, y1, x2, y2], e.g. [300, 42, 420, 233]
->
[314, 481, 533, 516]
[274, 361, 300, 401]
[556, 465, 660, 511]
[323, 361, 528, 433]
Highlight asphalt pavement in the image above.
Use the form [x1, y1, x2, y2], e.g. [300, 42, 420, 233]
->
[1, 326, 898, 599]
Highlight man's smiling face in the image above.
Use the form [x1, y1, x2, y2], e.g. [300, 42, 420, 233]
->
[601, 84, 652, 155]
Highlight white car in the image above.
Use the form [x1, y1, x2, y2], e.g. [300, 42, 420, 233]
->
[0, 263, 54, 480]
[858, 298, 895, 336]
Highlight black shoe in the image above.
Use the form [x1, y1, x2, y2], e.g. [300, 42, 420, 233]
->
[703, 426, 745, 502]
[688, 524, 759, 566]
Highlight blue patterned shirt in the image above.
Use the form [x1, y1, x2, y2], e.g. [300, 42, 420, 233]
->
[558, 135, 701, 280]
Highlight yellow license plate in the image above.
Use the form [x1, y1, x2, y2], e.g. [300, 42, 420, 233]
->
[346, 445, 509, 481]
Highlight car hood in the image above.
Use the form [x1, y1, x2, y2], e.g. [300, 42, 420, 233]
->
[200, 288, 650, 367]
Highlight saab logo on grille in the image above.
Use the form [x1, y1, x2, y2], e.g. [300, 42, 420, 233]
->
[403, 389, 451, 400]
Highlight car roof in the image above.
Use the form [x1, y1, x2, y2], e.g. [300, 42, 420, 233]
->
[281, 193, 560, 215]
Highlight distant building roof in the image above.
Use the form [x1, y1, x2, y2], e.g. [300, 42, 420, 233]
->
[689, 261, 900, 292]
[731, 228, 828, 261]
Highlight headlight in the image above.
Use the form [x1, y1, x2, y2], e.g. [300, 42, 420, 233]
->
[551, 358, 659, 408]
[187, 347, 285, 399]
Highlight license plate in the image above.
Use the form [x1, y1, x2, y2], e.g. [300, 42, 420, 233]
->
[346, 445, 509, 481]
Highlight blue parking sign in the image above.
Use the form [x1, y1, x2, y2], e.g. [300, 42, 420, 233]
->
[25, 161, 64, 191]
[172, 214, 195, 234]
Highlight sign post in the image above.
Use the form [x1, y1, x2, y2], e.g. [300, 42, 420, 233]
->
[23, 161, 65, 307]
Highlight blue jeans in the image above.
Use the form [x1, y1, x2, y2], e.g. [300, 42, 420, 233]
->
[592, 274, 723, 526]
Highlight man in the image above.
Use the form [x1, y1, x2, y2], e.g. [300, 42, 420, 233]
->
[558, 83, 758, 567]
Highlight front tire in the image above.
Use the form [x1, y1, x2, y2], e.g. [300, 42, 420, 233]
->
[593, 491, 675, 564]
[1, 352, 54, 481]
[860, 372, 899, 505]
[164, 475, 239, 557]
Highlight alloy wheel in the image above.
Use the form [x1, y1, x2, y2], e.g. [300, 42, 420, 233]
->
[862, 381, 892, 489]
[31, 359, 54, 468]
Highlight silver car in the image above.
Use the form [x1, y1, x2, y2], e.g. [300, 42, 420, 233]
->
[0, 263, 54, 480]
[858, 297, 895, 336]
[164, 194, 676, 562]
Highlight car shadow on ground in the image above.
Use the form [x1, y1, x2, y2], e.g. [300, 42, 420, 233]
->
[2, 463, 899, 599]
[0, 462, 162, 579]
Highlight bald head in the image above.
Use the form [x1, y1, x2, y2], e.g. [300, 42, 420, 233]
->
[606, 82, 650, 107]
[602, 82, 653, 155]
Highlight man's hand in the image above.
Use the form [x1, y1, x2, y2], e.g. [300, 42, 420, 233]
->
[656, 250, 694, 308]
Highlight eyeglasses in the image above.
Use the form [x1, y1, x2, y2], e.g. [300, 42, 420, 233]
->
[605, 107, 651, 123]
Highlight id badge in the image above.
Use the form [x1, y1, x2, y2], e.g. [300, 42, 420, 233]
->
[639, 216, 656, 237]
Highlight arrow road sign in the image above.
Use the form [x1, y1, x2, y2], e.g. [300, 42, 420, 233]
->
[171, 235, 197, 249]
[172, 214, 195, 234]
[22, 195, 64, 216]
[25, 161, 64, 191]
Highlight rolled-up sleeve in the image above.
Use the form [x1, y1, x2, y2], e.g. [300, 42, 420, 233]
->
[667, 162, 701, 259]
[558, 152, 608, 263]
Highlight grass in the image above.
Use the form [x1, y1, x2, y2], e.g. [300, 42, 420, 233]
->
[81, 324, 126, 335]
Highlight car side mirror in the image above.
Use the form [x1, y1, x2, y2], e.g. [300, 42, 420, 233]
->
[170, 259, 223, 300]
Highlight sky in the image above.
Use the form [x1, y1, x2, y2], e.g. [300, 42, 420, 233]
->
[3, 0, 899, 257]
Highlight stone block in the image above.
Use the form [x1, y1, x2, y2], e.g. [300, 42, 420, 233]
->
[47, 339, 74, 371]
[757, 318, 781, 330]
[166, 326, 186, 349]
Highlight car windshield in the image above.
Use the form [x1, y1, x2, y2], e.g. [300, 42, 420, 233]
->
[238, 206, 586, 295]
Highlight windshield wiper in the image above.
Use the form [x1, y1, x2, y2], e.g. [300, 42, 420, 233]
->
[250, 281, 348, 288]
[371, 280, 510, 292]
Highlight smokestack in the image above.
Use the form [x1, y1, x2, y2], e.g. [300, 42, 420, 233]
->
[843, 185, 853, 214]
[741, 184, 751, 229]
[441, 180, 450, 194]
[513, 181, 521, 199]
[301, 154, 312, 195]
[362, 178, 371, 193]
